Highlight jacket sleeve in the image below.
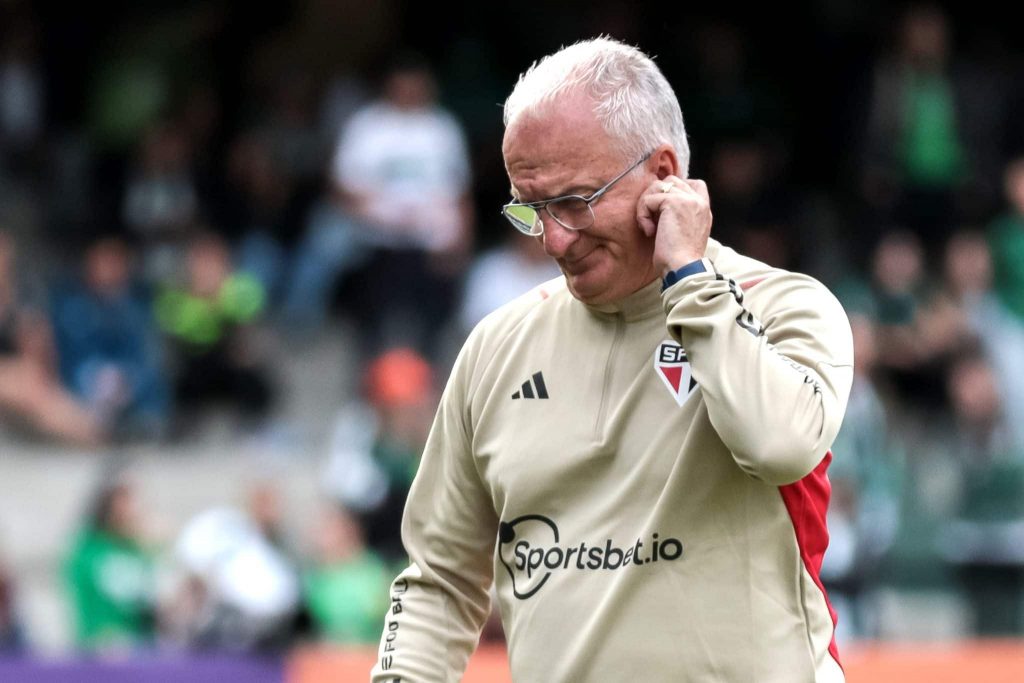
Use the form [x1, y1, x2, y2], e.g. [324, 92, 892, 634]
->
[371, 332, 498, 682]
[663, 266, 854, 486]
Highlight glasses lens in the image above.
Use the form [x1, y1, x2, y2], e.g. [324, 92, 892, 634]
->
[504, 204, 542, 235]
[547, 197, 593, 231]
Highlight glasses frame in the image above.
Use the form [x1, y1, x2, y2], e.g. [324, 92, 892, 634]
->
[502, 150, 653, 236]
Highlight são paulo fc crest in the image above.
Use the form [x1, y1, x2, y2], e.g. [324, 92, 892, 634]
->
[654, 340, 698, 407]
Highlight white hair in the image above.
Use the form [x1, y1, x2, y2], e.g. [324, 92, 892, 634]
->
[503, 36, 690, 177]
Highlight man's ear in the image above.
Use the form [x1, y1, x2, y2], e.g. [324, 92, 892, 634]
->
[651, 145, 680, 181]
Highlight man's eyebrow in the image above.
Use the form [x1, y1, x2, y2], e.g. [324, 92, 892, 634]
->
[510, 184, 598, 203]
[555, 184, 598, 197]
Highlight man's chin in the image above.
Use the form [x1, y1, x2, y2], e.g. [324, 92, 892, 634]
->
[564, 264, 657, 305]
[565, 272, 613, 305]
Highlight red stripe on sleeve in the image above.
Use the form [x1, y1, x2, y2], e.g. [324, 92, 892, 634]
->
[740, 276, 768, 290]
[778, 451, 843, 670]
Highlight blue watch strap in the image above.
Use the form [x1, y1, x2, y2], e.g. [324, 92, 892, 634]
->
[662, 259, 709, 291]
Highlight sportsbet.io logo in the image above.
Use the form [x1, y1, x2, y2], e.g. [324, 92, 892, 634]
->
[497, 514, 683, 600]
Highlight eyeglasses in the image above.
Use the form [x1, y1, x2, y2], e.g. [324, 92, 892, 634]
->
[501, 151, 653, 236]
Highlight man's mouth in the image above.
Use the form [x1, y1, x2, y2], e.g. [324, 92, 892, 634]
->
[561, 248, 599, 274]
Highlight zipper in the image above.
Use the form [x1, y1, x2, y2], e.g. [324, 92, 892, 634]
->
[594, 313, 625, 437]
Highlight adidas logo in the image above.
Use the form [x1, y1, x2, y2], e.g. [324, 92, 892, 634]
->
[512, 372, 549, 400]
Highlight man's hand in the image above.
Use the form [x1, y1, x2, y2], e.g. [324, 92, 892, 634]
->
[636, 176, 713, 275]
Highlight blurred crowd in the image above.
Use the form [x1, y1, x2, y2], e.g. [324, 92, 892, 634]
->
[1, 0, 1024, 655]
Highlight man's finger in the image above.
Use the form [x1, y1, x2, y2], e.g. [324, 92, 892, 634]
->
[646, 178, 675, 195]
[637, 191, 670, 236]
[684, 179, 710, 204]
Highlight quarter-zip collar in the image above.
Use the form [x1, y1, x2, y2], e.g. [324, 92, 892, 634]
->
[586, 276, 663, 321]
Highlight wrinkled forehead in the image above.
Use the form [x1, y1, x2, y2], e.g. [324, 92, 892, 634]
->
[502, 99, 622, 178]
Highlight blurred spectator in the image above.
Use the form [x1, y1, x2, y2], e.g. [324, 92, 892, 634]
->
[323, 348, 435, 563]
[861, 4, 1003, 250]
[212, 131, 304, 305]
[931, 230, 1024, 446]
[287, 53, 473, 354]
[63, 479, 156, 652]
[866, 231, 948, 408]
[168, 506, 300, 652]
[154, 233, 273, 431]
[0, 230, 103, 446]
[121, 122, 200, 283]
[302, 505, 389, 644]
[988, 156, 1024, 324]
[822, 315, 904, 640]
[868, 229, 1024, 418]
[51, 235, 169, 439]
[458, 233, 560, 333]
[242, 478, 305, 641]
[0, 549, 26, 653]
[247, 480, 290, 553]
[919, 231, 989, 356]
[940, 354, 1024, 635]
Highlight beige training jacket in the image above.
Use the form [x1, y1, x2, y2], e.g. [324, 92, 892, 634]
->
[372, 238, 854, 683]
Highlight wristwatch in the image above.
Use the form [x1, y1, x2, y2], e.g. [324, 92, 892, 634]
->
[662, 258, 712, 291]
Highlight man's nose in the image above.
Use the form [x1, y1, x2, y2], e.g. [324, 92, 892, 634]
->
[540, 213, 581, 258]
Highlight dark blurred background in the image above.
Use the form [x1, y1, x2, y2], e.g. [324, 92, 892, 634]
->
[1, 0, 1024, 669]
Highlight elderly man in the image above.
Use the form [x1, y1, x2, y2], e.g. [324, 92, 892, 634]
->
[372, 38, 853, 683]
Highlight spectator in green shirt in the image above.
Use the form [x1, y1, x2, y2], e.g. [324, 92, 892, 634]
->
[303, 506, 390, 644]
[154, 233, 274, 429]
[64, 480, 156, 652]
[942, 353, 1024, 635]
